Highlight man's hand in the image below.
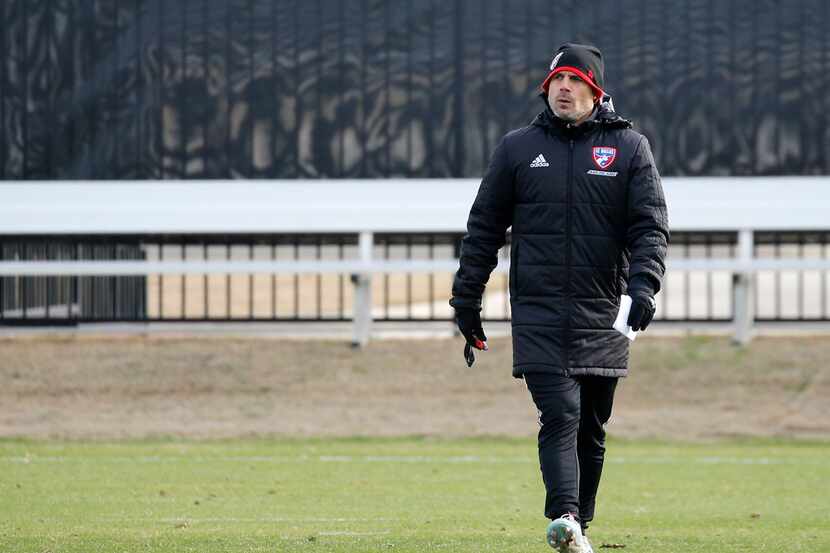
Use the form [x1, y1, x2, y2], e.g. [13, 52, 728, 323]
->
[627, 276, 657, 331]
[454, 308, 488, 366]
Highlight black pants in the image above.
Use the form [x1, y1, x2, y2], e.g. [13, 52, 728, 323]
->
[524, 373, 618, 531]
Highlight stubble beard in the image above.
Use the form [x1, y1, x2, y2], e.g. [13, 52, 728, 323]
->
[552, 103, 593, 124]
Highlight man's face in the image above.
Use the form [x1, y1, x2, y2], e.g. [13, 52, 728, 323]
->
[547, 70, 596, 124]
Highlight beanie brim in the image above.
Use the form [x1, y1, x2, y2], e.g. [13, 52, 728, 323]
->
[541, 66, 604, 102]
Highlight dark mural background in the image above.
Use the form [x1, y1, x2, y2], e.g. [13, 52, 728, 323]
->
[1, 0, 828, 180]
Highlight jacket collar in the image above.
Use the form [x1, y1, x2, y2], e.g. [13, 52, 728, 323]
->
[532, 93, 632, 136]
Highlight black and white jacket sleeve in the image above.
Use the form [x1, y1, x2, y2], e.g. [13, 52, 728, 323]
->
[626, 136, 670, 295]
[450, 136, 515, 311]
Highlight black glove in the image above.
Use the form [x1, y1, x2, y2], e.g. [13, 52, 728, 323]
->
[627, 276, 657, 332]
[454, 308, 488, 367]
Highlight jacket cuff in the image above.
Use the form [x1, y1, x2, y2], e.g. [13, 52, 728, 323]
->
[449, 296, 482, 311]
[627, 274, 658, 298]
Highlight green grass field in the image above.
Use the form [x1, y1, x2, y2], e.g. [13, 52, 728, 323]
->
[2, 438, 828, 552]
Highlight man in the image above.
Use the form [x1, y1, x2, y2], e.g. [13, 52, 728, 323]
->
[449, 43, 669, 553]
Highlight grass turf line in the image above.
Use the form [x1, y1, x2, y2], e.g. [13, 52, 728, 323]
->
[1, 438, 828, 552]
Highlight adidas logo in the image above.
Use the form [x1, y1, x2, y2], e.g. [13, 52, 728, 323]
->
[529, 154, 549, 168]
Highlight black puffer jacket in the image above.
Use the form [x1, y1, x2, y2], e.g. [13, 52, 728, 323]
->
[451, 97, 669, 378]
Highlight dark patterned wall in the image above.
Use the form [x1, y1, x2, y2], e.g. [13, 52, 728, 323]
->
[1, 0, 828, 179]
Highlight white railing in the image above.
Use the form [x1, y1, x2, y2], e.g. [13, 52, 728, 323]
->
[2, 177, 830, 344]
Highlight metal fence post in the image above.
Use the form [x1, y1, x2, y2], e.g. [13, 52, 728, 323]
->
[733, 228, 755, 345]
[352, 231, 373, 347]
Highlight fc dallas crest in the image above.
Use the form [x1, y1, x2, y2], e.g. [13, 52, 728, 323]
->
[592, 146, 617, 170]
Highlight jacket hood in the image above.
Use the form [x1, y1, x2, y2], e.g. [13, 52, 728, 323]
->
[532, 92, 632, 133]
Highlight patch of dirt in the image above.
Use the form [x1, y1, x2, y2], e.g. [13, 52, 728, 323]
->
[0, 335, 828, 440]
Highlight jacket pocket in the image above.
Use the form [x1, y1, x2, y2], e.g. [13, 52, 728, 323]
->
[614, 237, 625, 299]
[509, 240, 519, 297]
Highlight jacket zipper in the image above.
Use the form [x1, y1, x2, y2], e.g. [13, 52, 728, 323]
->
[565, 138, 574, 372]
